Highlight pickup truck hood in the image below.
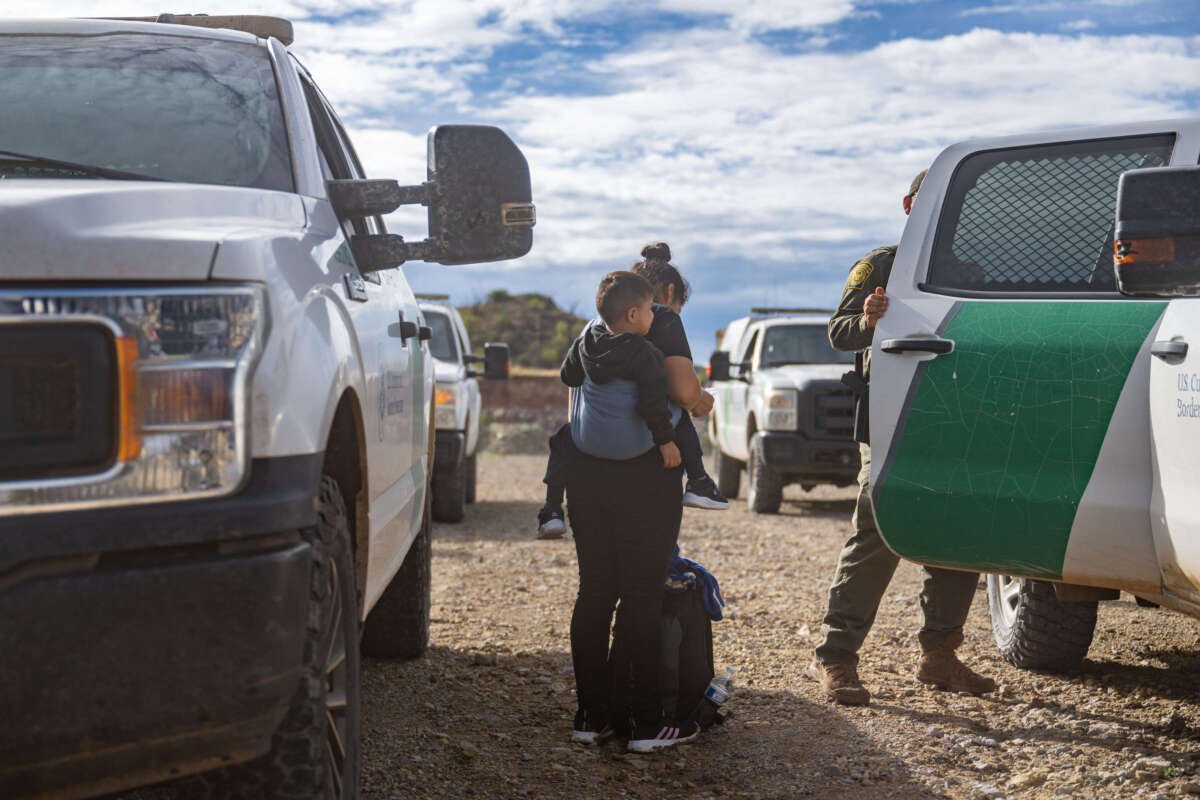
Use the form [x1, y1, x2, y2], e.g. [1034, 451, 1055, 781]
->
[757, 363, 852, 389]
[0, 181, 305, 281]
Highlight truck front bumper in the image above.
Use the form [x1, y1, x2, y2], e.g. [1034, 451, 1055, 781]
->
[757, 432, 859, 485]
[0, 454, 322, 799]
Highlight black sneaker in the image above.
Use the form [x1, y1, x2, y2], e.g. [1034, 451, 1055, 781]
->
[627, 718, 700, 752]
[683, 477, 730, 510]
[571, 708, 614, 744]
[536, 505, 566, 539]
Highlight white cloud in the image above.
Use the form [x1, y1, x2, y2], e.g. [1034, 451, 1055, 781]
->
[1062, 18, 1098, 30]
[2, 2, 1198, 350]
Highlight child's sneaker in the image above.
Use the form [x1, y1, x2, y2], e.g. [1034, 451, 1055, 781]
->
[627, 718, 700, 752]
[536, 505, 567, 539]
[571, 708, 614, 744]
[683, 477, 730, 510]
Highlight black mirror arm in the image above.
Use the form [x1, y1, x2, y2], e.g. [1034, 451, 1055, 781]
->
[328, 179, 432, 218]
[351, 234, 440, 272]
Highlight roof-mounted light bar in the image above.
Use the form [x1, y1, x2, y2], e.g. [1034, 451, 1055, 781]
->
[415, 293, 451, 301]
[749, 307, 834, 316]
[96, 14, 294, 45]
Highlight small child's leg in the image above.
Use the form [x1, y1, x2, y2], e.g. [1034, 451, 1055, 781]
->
[543, 423, 573, 506]
[538, 424, 574, 538]
[674, 415, 707, 481]
[677, 415, 730, 510]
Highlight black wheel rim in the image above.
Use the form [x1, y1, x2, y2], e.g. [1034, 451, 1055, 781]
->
[321, 555, 349, 798]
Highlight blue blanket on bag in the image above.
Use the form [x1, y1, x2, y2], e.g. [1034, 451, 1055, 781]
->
[665, 546, 725, 621]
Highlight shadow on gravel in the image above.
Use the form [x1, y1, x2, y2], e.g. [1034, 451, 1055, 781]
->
[432, 499, 543, 542]
[869, 687, 1192, 765]
[361, 645, 947, 800]
[775, 497, 857, 520]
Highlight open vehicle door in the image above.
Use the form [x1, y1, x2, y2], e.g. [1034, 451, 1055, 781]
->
[1118, 165, 1200, 606]
[868, 121, 1199, 594]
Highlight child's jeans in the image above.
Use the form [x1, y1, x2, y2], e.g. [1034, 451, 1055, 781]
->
[544, 416, 707, 499]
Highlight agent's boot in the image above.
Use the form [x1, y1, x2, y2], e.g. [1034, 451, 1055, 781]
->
[808, 659, 871, 706]
[916, 641, 996, 695]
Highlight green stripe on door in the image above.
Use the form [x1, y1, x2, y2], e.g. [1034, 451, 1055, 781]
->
[875, 301, 1165, 578]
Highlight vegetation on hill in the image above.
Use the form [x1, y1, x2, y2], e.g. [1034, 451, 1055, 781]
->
[458, 289, 590, 369]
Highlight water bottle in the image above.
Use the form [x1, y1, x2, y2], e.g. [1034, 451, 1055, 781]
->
[705, 666, 735, 706]
[694, 667, 735, 728]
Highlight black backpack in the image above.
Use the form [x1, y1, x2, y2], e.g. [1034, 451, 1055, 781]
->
[608, 582, 724, 729]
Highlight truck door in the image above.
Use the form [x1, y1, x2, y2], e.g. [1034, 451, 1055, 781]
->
[1147, 298, 1200, 603]
[301, 76, 422, 602]
[870, 128, 1177, 591]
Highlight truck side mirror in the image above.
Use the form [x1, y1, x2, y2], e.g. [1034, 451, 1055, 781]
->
[427, 126, 535, 266]
[483, 342, 510, 380]
[1114, 166, 1200, 296]
[331, 124, 535, 272]
[709, 351, 731, 382]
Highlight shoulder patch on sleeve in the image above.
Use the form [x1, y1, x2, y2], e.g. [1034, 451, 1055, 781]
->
[846, 260, 874, 290]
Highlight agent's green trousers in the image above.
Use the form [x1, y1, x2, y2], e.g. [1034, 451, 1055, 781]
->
[814, 443, 980, 666]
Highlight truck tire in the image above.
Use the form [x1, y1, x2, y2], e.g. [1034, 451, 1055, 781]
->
[747, 434, 783, 514]
[196, 475, 361, 798]
[465, 452, 477, 504]
[432, 455, 467, 522]
[361, 489, 432, 659]
[986, 574, 1097, 671]
[713, 445, 741, 500]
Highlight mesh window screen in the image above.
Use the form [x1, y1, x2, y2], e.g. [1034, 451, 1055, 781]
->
[927, 134, 1175, 293]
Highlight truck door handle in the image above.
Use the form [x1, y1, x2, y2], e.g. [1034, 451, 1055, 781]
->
[1152, 340, 1188, 359]
[391, 312, 418, 342]
[880, 337, 954, 355]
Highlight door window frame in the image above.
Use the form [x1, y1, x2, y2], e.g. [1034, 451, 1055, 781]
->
[919, 133, 1177, 300]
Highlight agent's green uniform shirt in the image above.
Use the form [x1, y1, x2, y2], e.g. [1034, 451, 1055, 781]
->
[827, 244, 896, 381]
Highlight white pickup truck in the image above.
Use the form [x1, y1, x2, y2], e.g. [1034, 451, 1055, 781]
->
[0, 14, 534, 799]
[866, 118, 1200, 671]
[416, 293, 509, 522]
[707, 309, 860, 513]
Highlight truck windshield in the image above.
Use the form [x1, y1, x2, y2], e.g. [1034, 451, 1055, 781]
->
[760, 324, 853, 366]
[425, 311, 459, 363]
[0, 33, 292, 191]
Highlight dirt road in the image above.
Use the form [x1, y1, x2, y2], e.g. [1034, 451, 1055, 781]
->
[360, 453, 1200, 799]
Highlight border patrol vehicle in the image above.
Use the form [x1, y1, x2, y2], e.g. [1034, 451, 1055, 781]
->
[868, 118, 1200, 672]
[708, 309, 859, 514]
[0, 14, 534, 799]
[416, 293, 509, 522]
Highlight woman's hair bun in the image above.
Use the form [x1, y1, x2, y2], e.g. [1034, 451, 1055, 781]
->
[640, 242, 671, 262]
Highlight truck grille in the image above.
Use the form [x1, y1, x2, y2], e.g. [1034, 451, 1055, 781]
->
[0, 324, 117, 481]
[809, 384, 855, 439]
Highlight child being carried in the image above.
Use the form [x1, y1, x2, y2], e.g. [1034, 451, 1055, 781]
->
[537, 269, 727, 539]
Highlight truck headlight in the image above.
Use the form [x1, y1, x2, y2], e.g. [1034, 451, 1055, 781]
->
[0, 286, 266, 515]
[434, 381, 460, 429]
[763, 389, 798, 431]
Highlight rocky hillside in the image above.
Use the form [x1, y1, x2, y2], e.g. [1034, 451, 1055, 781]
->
[458, 290, 589, 369]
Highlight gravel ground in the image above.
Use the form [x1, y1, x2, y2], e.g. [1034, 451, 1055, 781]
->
[362, 453, 1200, 800]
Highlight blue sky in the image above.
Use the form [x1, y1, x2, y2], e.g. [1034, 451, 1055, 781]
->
[13, 0, 1200, 357]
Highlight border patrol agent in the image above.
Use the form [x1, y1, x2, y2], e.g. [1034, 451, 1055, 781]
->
[808, 170, 996, 705]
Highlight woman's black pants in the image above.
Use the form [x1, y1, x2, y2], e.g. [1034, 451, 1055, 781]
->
[567, 447, 683, 724]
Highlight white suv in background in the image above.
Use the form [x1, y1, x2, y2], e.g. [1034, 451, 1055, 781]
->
[708, 309, 860, 513]
[417, 294, 508, 522]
